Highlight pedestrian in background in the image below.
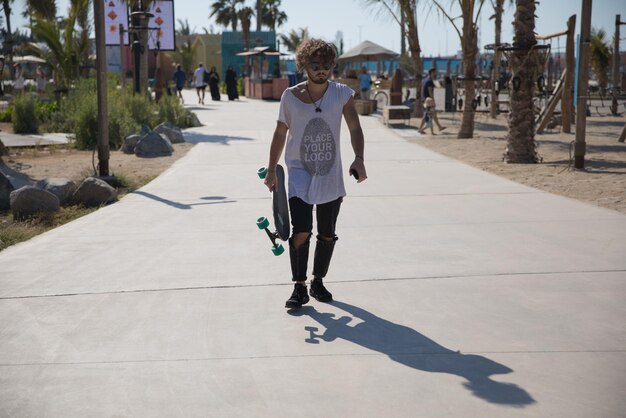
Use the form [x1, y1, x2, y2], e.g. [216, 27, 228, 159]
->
[173, 65, 186, 103]
[359, 66, 372, 100]
[13, 64, 24, 95]
[194, 63, 207, 104]
[225, 65, 239, 101]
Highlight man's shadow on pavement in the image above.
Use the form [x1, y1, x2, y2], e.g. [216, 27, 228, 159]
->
[292, 301, 535, 407]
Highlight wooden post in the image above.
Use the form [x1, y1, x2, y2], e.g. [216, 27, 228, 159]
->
[119, 24, 126, 88]
[537, 70, 565, 134]
[93, 0, 109, 176]
[574, 0, 592, 169]
[614, 15, 621, 92]
[490, 0, 503, 119]
[619, 122, 626, 143]
[562, 15, 576, 133]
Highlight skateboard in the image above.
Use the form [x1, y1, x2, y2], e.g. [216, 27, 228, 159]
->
[256, 164, 290, 256]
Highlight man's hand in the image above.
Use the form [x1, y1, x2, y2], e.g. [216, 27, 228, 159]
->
[349, 158, 367, 183]
[264, 170, 277, 192]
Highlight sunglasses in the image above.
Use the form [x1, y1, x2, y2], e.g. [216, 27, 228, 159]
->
[309, 62, 333, 71]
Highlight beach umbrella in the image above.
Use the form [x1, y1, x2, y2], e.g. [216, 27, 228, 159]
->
[13, 55, 47, 64]
[235, 46, 286, 57]
[338, 40, 399, 62]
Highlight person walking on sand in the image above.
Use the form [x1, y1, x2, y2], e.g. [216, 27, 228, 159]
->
[264, 38, 367, 309]
[194, 63, 207, 104]
[418, 97, 436, 135]
[359, 66, 372, 100]
[36, 66, 46, 98]
[422, 68, 446, 132]
[173, 65, 187, 103]
[13, 64, 24, 95]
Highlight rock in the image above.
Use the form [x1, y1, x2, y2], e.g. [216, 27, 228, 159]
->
[0, 171, 14, 210]
[120, 133, 141, 154]
[38, 178, 76, 206]
[547, 115, 562, 130]
[10, 186, 60, 220]
[134, 131, 174, 158]
[0, 138, 7, 156]
[187, 112, 202, 127]
[72, 177, 118, 207]
[154, 121, 185, 144]
[140, 124, 152, 135]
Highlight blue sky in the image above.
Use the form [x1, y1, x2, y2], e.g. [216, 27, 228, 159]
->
[10, 0, 626, 57]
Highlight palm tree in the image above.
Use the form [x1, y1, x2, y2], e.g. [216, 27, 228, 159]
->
[262, 0, 287, 32]
[278, 27, 309, 54]
[176, 18, 194, 36]
[210, 0, 244, 32]
[590, 28, 612, 92]
[29, 9, 79, 89]
[72, 0, 91, 77]
[433, 0, 486, 138]
[175, 38, 197, 78]
[400, 0, 423, 116]
[24, 0, 57, 22]
[1, 0, 14, 59]
[363, 0, 423, 115]
[504, 0, 539, 163]
[256, 0, 262, 31]
[238, 6, 254, 50]
[489, 0, 503, 118]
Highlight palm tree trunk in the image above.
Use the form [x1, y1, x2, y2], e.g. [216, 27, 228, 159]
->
[403, 0, 423, 117]
[2, 0, 13, 66]
[256, 0, 262, 32]
[505, 0, 538, 163]
[490, 0, 504, 118]
[458, 16, 478, 138]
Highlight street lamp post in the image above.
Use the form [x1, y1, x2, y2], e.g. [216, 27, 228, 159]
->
[574, 0, 592, 169]
[93, 0, 109, 176]
[129, 6, 153, 96]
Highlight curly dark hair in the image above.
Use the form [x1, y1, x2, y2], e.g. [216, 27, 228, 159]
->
[295, 38, 337, 73]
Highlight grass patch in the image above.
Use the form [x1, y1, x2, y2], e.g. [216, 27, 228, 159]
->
[0, 205, 97, 252]
[0, 171, 158, 252]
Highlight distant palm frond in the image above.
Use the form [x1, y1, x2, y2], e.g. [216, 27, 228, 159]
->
[278, 27, 309, 54]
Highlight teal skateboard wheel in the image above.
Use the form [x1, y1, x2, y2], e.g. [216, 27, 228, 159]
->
[258, 167, 268, 179]
[272, 244, 285, 256]
[257, 217, 270, 230]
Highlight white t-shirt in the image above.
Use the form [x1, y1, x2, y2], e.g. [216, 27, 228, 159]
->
[194, 67, 206, 87]
[278, 81, 355, 205]
[14, 72, 24, 90]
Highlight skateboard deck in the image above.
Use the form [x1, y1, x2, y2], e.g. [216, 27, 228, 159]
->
[257, 164, 290, 256]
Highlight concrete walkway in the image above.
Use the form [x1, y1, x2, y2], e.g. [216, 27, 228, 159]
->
[1, 89, 625, 417]
[1, 132, 70, 148]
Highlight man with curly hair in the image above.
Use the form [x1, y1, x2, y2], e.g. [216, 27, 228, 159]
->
[264, 38, 367, 309]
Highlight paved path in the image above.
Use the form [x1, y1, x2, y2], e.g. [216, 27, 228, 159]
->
[1, 90, 625, 417]
[1, 132, 70, 148]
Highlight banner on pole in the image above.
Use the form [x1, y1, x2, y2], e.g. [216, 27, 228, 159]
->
[103, 0, 175, 51]
[148, 0, 175, 51]
[104, 0, 129, 46]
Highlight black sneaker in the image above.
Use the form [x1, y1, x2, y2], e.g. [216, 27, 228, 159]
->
[285, 284, 310, 309]
[310, 278, 333, 302]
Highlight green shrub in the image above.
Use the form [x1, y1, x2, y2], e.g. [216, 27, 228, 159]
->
[35, 101, 58, 126]
[12, 94, 39, 134]
[156, 94, 195, 128]
[108, 102, 138, 150]
[0, 107, 12, 123]
[117, 89, 157, 128]
[50, 77, 195, 149]
[71, 95, 98, 149]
